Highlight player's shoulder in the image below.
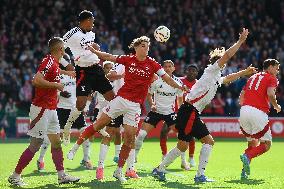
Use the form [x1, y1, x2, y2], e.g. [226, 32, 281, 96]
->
[63, 27, 83, 41]
[147, 56, 158, 63]
[173, 75, 183, 85]
[40, 54, 55, 65]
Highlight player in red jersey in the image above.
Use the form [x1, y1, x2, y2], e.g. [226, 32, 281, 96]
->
[239, 58, 281, 180]
[8, 37, 80, 186]
[67, 36, 186, 182]
[159, 64, 198, 168]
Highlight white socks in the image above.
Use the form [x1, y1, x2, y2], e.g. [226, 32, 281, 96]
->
[80, 126, 91, 161]
[126, 149, 135, 171]
[158, 147, 181, 171]
[181, 152, 186, 163]
[115, 145, 121, 157]
[197, 144, 212, 177]
[98, 144, 109, 168]
[38, 137, 50, 162]
[65, 108, 81, 130]
[135, 129, 147, 158]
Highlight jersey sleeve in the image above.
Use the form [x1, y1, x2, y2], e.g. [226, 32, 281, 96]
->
[114, 64, 125, 75]
[205, 61, 222, 74]
[59, 57, 69, 67]
[38, 58, 52, 77]
[218, 77, 225, 86]
[268, 76, 278, 88]
[152, 60, 165, 77]
[116, 55, 131, 66]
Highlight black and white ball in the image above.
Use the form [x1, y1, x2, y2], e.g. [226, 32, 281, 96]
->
[154, 26, 170, 43]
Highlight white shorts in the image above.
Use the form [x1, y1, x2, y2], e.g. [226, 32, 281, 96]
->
[103, 96, 141, 127]
[27, 104, 60, 139]
[239, 105, 272, 141]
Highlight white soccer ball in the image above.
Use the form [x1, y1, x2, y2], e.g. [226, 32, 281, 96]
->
[154, 26, 170, 43]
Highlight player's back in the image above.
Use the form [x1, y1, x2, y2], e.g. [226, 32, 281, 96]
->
[243, 72, 278, 113]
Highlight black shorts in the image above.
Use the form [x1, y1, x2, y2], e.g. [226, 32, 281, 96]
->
[109, 115, 123, 128]
[76, 64, 113, 96]
[175, 102, 210, 142]
[144, 111, 176, 127]
[56, 108, 86, 129]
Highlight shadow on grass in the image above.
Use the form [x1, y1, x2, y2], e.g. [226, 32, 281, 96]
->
[161, 181, 201, 189]
[24, 170, 57, 177]
[225, 178, 265, 185]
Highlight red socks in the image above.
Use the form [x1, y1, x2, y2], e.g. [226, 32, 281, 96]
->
[51, 147, 64, 171]
[118, 144, 131, 168]
[15, 148, 35, 174]
[188, 140, 195, 157]
[77, 125, 96, 145]
[245, 143, 267, 161]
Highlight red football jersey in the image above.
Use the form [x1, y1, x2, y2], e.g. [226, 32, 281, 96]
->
[116, 55, 163, 104]
[243, 72, 278, 113]
[32, 55, 60, 109]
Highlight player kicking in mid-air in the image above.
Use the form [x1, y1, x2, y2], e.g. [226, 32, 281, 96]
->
[8, 37, 80, 186]
[159, 64, 198, 168]
[62, 10, 114, 144]
[135, 60, 190, 170]
[238, 59, 281, 180]
[152, 28, 256, 183]
[36, 55, 94, 171]
[67, 36, 187, 182]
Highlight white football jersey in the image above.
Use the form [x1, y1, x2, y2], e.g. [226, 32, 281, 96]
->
[149, 75, 183, 115]
[63, 27, 100, 67]
[57, 75, 76, 109]
[185, 62, 224, 113]
[112, 63, 125, 94]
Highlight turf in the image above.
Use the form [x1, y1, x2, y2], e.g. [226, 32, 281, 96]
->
[0, 138, 284, 189]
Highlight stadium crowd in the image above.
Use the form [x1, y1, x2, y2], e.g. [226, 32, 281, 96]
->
[0, 0, 284, 136]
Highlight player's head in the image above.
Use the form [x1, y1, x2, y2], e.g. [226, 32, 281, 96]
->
[263, 59, 280, 76]
[163, 60, 175, 75]
[129, 36, 150, 57]
[78, 10, 94, 32]
[186, 64, 198, 81]
[209, 47, 225, 65]
[103, 61, 114, 75]
[48, 37, 65, 57]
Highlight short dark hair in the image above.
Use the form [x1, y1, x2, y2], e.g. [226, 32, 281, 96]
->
[263, 59, 280, 70]
[78, 10, 94, 22]
[48, 37, 64, 52]
[187, 64, 198, 71]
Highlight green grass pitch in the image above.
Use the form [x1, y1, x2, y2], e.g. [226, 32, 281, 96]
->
[0, 138, 284, 189]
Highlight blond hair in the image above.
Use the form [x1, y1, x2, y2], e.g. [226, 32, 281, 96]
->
[163, 60, 174, 66]
[128, 36, 150, 49]
[209, 47, 225, 63]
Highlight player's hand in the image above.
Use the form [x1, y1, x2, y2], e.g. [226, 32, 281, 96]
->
[65, 71, 76, 78]
[151, 104, 157, 112]
[180, 85, 189, 92]
[60, 91, 71, 98]
[238, 28, 249, 43]
[274, 104, 281, 113]
[244, 64, 257, 76]
[56, 83, 64, 91]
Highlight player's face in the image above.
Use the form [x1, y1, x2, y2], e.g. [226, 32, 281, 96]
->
[135, 42, 149, 57]
[271, 64, 280, 76]
[85, 17, 94, 32]
[186, 67, 198, 80]
[59, 42, 65, 57]
[103, 64, 113, 75]
[163, 62, 175, 75]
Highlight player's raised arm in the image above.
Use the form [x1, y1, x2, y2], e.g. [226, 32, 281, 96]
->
[217, 28, 249, 68]
[161, 74, 187, 92]
[32, 72, 64, 91]
[223, 65, 257, 84]
[87, 45, 117, 62]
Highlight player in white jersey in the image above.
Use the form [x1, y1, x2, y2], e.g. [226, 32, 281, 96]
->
[152, 28, 256, 183]
[135, 60, 190, 170]
[36, 55, 94, 170]
[62, 10, 115, 144]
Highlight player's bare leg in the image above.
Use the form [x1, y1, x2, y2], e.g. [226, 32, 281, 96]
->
[135, 122, 154, 161]
[113, 128, 122, 163]
[188, 139, 196, 167]
[63, 96, 87, 145]
[37, 136, 50, 171]
[114, 124, 138, 182]
[79, 126, 93, 170]
[103, 90, 115, 102]
[67, 112, 112, 160]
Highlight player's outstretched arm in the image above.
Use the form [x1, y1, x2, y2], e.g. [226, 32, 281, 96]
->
[32, 72, 64, 91]
[106, 70, 124, 81]
[267, 87, 281, 113]
[87, 45, 117, 62]
[218, 28, 249, 68]
[161, 74, 187, 92]
[223, 65, 257, 84]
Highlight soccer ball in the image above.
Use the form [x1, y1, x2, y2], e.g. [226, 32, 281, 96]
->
[154, 26, 170, 43]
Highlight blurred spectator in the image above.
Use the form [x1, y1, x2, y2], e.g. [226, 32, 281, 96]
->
[224, 92, 238, 116]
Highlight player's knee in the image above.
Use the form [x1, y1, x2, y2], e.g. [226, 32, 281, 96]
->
[29, 138, 44, 153]
[76, 103, 86, 111]
[51, 140, 62, 149]
[263, 141, 271, 152]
